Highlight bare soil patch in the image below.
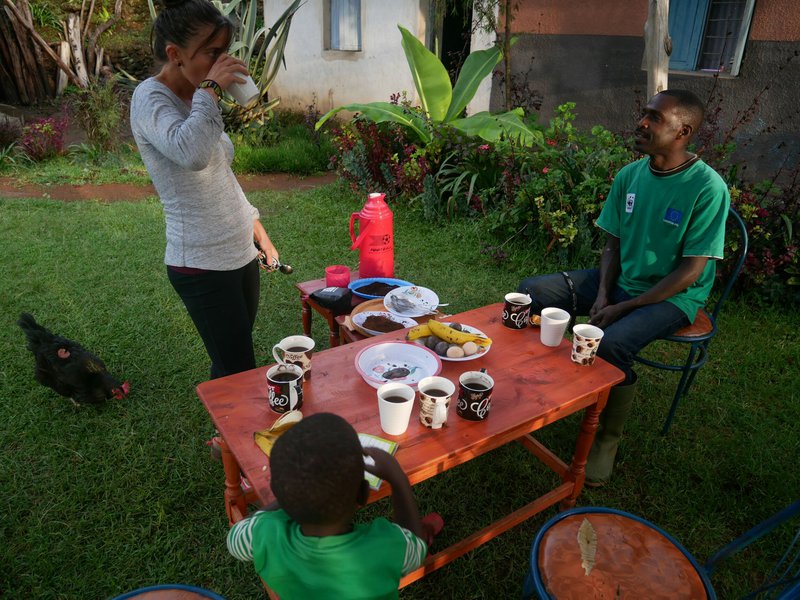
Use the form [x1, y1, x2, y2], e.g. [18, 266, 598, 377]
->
[0, 172, 337, 202]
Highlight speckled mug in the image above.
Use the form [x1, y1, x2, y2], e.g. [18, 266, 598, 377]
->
[571, 324, 604, 366]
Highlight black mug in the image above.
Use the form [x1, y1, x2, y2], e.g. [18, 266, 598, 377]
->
[502, 292, 532, 329]
[266, 364, 304, 413]
[456, 370, 495, 421]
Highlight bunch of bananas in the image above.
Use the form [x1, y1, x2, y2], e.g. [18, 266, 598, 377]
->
[407, 320, 491, 358]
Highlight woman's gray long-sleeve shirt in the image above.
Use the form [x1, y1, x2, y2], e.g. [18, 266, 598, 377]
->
[130, 77, 259, 270]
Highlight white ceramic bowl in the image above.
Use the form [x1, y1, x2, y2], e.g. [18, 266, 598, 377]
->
[354, 341, 442, 389]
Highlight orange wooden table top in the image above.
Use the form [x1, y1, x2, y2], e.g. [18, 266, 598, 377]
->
[197, 302, 624, 506]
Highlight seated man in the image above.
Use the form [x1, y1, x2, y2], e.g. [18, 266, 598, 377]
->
[519, 89, 729, 485]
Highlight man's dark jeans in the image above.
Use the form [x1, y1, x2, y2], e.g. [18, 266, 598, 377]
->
[518, 269, 689, 384]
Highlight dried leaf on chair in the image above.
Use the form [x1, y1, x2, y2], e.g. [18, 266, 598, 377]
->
[577, 517, 598, 576]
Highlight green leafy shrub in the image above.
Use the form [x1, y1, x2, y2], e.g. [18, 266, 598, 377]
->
[318, 25, 539, 147]
[63, 79, 128, 153]
[729, 180, 799, 301]
[330, 117, 430, 200]
[487, 103, 634, 264]
[232, 124, 334, 175]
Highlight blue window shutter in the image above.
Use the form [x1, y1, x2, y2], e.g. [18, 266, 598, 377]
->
[668, 0, 710, 70]
[331, 0, 361, 51]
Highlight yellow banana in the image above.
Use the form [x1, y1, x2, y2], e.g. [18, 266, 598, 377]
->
[405, 323, 432, 341]
[427, 319, 491, 346]
[254, 410, 303, 456]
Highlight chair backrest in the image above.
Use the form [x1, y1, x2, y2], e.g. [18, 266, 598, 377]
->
[709, 206, 749, 321]
[704, 499, 800, 599]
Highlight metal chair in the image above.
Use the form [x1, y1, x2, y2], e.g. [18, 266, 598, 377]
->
[634, 206, 749, 434]
[112, 583, 227, 599]
[522, 501, 800, 599]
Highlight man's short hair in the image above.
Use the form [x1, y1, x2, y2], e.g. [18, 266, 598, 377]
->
[270, 413, 365, 525]
[659, 89, 705, 136]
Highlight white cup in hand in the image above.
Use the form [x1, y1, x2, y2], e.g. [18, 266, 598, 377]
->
[227, 75, 259, 106]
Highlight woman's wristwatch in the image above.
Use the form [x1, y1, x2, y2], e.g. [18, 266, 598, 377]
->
[198, 79, 222, 98]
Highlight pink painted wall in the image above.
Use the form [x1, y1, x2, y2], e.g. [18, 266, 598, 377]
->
[511, 0, 800, 41]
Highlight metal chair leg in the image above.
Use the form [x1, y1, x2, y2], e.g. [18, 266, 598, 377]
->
[661, 343, 700, 435]
[682, 342, 709, 397]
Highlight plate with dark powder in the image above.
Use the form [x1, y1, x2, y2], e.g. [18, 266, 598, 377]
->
[352, 311, 418, 336]
[349, 277, 414, 299]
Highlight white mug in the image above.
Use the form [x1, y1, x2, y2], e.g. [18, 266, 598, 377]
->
[273, 335, 315, 380]
[227, 74, 259, 106]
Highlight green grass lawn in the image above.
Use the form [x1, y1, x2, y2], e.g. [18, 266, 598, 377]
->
[1, 183, 798, 599]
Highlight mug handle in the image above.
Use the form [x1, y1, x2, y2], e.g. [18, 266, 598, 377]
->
[289, 381, 301, 410]
[272, 344, 285, 365]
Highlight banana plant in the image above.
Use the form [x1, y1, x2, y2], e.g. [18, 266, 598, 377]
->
[316, 25, 542, 147]
[147, 0, 303, 111]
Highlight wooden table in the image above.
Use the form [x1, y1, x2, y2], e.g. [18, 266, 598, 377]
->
[294, 269, 365, 348]
[197, 302, 624, 587]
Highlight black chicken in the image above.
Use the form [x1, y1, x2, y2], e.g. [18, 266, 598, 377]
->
[18, 312, 130, 405]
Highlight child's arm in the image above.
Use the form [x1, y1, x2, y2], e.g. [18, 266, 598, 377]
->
[363, 447, 424, 540]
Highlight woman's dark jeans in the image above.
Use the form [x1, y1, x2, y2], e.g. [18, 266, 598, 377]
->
[168, 260, 260, 379]
[518, 269, 689, 384]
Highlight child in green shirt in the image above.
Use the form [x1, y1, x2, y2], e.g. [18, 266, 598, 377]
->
[227, 413, 431, 599]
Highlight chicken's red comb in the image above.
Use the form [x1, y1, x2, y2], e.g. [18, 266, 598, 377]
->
[113, 381, 131, 399]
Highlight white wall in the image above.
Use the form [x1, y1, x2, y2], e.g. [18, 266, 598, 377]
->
[268, 1, 429, 113]
[466, 3, 498, 116]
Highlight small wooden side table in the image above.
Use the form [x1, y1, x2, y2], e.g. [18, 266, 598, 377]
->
[294, 269, 365, 348]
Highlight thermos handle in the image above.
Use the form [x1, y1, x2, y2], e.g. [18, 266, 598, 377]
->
[349, 212, 358, 245]
[349, 213, 372, 250]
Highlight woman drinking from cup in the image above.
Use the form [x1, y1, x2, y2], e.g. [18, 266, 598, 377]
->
[131, 0, 280, 378]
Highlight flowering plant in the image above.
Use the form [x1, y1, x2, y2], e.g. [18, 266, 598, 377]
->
[20, 115, 68, 161]
[729, 181, 799, 299]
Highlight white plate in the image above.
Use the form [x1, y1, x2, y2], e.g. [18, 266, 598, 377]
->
[384, 286, 440, 318]
[416, 323, 492, 362]
[354, 341, 442, 389]
[352, 311, 418, 336]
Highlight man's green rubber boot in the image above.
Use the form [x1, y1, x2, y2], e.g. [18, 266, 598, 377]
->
[585, 377, 637, 486]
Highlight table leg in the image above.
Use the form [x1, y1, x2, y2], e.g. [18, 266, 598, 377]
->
[300, 295, 312, 337]
[218, 437, 248, 526]
[559, 388, 609, 510]
[328, 320, 340, 348]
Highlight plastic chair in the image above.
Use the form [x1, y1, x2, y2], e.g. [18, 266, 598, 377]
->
[634, 206, 749, 434]
[522, 501, 800, 599]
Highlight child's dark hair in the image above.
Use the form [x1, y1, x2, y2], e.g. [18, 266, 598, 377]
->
[151, 0, 234, 63]
[270, 413, 365, 525]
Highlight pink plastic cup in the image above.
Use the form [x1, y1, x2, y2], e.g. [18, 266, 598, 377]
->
[325, 265, 351, 287]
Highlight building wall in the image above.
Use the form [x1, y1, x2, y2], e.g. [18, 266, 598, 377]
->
[268, 0, 495, 116]
[498, 0, 800, 182]
[269, 1, 426, 114]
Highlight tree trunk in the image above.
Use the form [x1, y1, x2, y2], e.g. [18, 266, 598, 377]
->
[1, 0, 84, 92]
[503, 0, 511, 112]
[644, 0, 671, 99]
[17, 0, 52, 97]
[66, 12, 89, 86]
[56, 41, 70, 96]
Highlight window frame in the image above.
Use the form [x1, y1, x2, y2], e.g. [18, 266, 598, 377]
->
[668, 0, 756, 77]
[325, 0, 363, 53]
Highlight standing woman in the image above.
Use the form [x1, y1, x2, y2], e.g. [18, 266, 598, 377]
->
[131, 0, 279, 378]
